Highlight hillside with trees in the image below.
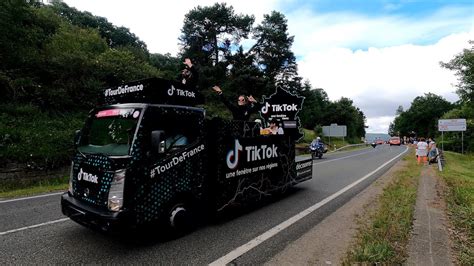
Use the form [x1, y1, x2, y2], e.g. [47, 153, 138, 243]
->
[0, 1, 366, 169]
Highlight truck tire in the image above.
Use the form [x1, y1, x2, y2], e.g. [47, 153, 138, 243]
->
[165, 198, 196, 237]
[168, 203, 191, 231]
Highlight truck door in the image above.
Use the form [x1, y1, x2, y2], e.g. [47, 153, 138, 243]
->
[134, 106, 207, 225]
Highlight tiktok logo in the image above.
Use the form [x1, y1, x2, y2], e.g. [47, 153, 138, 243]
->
[226, 139, 243, 169]
[261, 102, 270, 114]
[167, 85, 176, 96]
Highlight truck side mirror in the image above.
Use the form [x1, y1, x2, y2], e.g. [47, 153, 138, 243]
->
[74, 130, 81, 147]
[151, 130, 166, 155]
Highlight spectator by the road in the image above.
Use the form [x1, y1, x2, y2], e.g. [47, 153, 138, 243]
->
[416, 137, 428, 165]
[428, 137, 437, 159]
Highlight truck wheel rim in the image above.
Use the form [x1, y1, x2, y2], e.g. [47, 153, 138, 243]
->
[169, 206, 187, 228]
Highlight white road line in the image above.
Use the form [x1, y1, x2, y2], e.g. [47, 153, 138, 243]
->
[0, 218, 70, 236]
[0, 192, 64, 204]
[210, 146, 409, 266]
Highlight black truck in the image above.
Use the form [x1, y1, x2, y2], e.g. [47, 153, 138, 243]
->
[61, 77, 312, 232]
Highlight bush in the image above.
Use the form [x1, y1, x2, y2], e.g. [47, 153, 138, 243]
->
[0, 103, 87, 169]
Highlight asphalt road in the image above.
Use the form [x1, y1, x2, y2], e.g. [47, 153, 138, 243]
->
[0, 144, 408, 264]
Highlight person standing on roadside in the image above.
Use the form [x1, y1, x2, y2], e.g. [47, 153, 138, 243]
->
[416, 137, 428, 165]
[428, 137, 437, 159]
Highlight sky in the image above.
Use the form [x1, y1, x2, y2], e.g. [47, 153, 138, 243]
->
[62, 0, 474, 133]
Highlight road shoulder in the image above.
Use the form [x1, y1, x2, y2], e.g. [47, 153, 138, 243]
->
[406, 165, 454, 265]
[266, 159, 406, 265]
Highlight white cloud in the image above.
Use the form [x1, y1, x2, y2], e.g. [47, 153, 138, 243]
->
[286, 5, 473, 54]
[298, 31, 473, 133]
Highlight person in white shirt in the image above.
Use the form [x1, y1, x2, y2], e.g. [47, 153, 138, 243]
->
[416, 137, 428, 165]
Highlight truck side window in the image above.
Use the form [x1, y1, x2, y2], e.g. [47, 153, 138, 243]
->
[165, 134, 188, 151]
[146, 107, 202, 154]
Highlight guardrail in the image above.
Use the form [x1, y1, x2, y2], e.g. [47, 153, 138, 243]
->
[436, 148, 445, 171]
[331, 143, 369, 152]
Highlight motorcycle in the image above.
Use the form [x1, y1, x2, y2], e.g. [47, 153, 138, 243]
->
[371, 142, 377, 148]
[309, 142, 325, 159]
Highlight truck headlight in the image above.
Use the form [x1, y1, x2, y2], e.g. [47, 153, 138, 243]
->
[68, 162, 74, 194]
[108, 169, 126, 212]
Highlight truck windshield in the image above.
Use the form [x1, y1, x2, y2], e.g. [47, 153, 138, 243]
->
[78, 108, 142, 156]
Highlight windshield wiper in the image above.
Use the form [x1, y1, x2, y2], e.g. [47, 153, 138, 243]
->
[77, 149, 88, 159]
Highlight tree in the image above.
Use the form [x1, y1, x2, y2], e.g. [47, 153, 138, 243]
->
[225, 46, 266, 97]
[441, 40, 474, 104]
[179, 3, 254, 67]
[299, 81, 330, 129]
[324, 97, 366, 140]
[391, 93, 453, 138]
[97, 49, 160, 86]
[149, 53, 181, 80]
[0, 0, 61, 103]
[49, 2, 149, 55]
[251, 11, 300, 94]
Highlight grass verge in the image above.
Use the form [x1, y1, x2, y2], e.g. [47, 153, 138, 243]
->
[0, 176, 68, 199]
[0, 103, 86, 169]
[344, 153, 421, 264]
[438, 152, 474, 265]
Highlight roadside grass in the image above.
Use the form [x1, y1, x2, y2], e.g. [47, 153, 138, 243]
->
[0, 176, 68, 199]
[438, 152, 474, 265]
[344, 153, 421, 264]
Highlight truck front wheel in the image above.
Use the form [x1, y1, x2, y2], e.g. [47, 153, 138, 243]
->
[167, 202, 193, 234]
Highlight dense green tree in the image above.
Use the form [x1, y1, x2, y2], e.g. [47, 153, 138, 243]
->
[441, 41, 474, 152]
[97, 49, 160, 85]
[0, 1, 162, 110]
[149, 53, 181, 80]
[392, 93, 453, 138]
[441, 41, 474, 104]
[225, 46, 266, 97]
[324, 97, 366, 139]
[39, 23, 108, 109]
[179, 3, 254, 67]
[299, 81, 330, 129]
[0, 0, 61, 103]
[49, 2, 149, 55]
[251, 11, 301, 94]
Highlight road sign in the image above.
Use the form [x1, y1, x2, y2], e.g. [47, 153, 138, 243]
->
[322, 124, 347, 137]
[438, 119, 466, 132]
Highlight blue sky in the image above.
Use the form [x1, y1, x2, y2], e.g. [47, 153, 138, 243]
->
[63, 0, 473, 133]
[280, 0, 473, 18]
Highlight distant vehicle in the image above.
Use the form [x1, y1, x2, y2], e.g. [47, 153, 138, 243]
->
[375, 139, 384, 145]
[389, 136, 401, 146]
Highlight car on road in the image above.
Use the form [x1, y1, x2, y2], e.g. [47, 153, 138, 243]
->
[389, 136, 401, 146]
[375, 139, 384, 145]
